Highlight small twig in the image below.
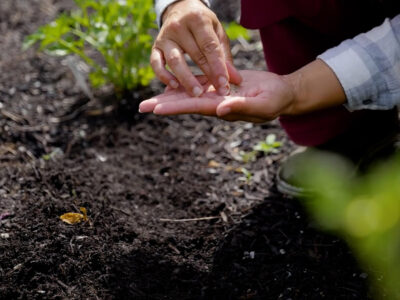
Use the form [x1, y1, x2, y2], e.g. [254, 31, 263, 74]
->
[0, 212, 12, 221]
[110, 206, 131, 216]
[159, 216, 220, 222]
[0, 145, 17, 155]
[168, 243, 181, 255]
[49, 101, 115, 124]
[0, 109, 26, 123]
[65, 136, 78, 157]
[28, 162, 42, 180]
[8, 123, 49, 133]
[56, 279, 71, 291]
[49, 102, 90, 124]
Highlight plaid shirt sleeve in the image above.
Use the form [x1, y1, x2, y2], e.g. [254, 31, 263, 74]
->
[318, 14, 400, 111]
[155, 0, 211, 28]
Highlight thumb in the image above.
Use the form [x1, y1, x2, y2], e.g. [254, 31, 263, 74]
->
[216, 96, 278, 121]
[216, 97, 247, 117]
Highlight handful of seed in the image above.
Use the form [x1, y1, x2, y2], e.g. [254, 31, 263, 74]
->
[230, 84, 241, 94]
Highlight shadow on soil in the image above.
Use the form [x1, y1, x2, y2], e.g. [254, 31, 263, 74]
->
[107, 195, 369, 300]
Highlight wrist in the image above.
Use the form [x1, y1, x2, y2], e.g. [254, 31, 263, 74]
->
[281, 72, 303, 116]
[161, 0, 210, 25]
[281, 59, 347, 115]
[161, 0, 182, 24]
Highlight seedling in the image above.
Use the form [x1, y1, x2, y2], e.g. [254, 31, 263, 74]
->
[23, 0, 156, 96]
[241, 134, 282, 163]
[237, 167, 252, 183]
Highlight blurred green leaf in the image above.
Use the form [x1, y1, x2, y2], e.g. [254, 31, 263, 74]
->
[240, 134, 282, 163]
[240, 150, 257, 163]
[300, 153, 400, 299]
[253, 134, 282, 154]
[223, 22, 250, 41]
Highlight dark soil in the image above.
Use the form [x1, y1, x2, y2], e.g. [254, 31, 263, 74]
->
[0, 1, 373, 299]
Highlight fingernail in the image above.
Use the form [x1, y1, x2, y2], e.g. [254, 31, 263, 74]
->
[218, 107, 231, 116]
[219, 86, 230, 96]
[138, 107, 143, 113]
[218, 76, 228, 87]
[193, 86, 203, 97]
[169, 80, 179, 89]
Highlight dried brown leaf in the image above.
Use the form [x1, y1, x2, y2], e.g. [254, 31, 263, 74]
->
[60, 212, 85, 224]
[208, 160, 221, 168]
[60, 207, 88, 225]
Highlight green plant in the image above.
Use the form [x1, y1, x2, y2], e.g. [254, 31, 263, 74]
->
[237, 167, 252, 183]
[299, 153, 400, 299]
[223, 22, 250, 41]
[241, 134, 282, 163]
[23, 0, 156, 95]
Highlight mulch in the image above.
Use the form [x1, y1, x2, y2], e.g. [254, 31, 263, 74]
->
[0, 0, 371, 299]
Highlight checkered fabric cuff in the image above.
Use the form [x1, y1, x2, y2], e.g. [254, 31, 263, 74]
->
[318, 15, 400, 111]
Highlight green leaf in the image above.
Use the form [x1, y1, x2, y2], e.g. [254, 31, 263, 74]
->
[253, 134, 282, 154]
[23, 0, 155, 93]
[265, 134, 276, 145]
[22, 32, 45, 50]
[89, 68, 107, 88]
[240, 150, 257, 163]
[300, 153, 400, 299]
[223, 22, 250, 41]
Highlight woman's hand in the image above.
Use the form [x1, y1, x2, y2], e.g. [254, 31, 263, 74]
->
[139, 70, 295, 123]
[151, 0, 242, 97]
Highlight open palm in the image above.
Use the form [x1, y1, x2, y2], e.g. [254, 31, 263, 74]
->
[139, 70, 295, 123]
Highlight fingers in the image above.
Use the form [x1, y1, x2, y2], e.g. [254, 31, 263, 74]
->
[226, 60, 243, 85]
[140, 74, 213, 114]
[189, 21, 230, 95]
[153, 41, 204, 97]
[216, 97, 251, 117]
[215, 25, 242, 85]
[139, 91, 270, 123]
[179, 35, 223, 93]
[150, 48, 179, 89]
[140, 96, 266, 122]
[216, 96, 277, 121]
[153, 97, 222, 116]
[196, 75, 210, 86]
[152, 0, 240, 96]
[139, 98, 160, 113]
[139, 91, 189, 113]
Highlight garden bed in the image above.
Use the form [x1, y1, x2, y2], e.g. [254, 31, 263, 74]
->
[0, 1, 371, 299]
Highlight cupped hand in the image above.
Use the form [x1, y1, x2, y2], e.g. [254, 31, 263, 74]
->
[139, 70, 295, 123]
[151, 0, 242, 97]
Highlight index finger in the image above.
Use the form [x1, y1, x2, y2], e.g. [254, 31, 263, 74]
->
[189, 21, 230, 95]
[153, 96, 223, 116]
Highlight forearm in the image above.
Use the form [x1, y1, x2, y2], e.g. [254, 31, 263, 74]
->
[282, 14, 400, 115]
[318, 15, 400, 111]
[282, 59, 347, 115]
